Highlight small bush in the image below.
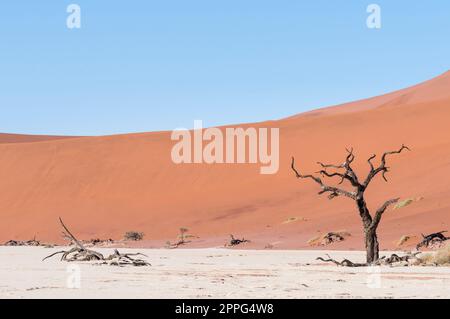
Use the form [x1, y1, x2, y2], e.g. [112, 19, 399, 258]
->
[394, 199, 414, 210]
[308, 231, 351, 246]
[178, 227, 189, 242]
[282, 217, 307, 224]
[124, 231, 144, 241]
[420, 244, 450, 265]
[396, 235, 418, 247]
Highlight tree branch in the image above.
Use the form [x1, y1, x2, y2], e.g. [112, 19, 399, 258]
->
[291, 157, 357, 200]
[59, 217, 86, 250]
[364, 145, 410, 187]
[315, 168, 346, 185]
[315, 148, 361, 187]
[370, 198, 400, 230]
[367, 154, 376, 171]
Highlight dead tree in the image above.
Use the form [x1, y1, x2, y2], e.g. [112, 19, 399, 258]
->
[165, 228, 194, 249]
[43, 217, 106, 262]
[291, 145, 409, 264]
[43, 217, 150, 266]
[416, 231, 449, 250]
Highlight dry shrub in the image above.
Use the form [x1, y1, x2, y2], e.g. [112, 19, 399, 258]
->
[4, 239, 41, 246]
[394, 199, 414, 210]
[124, 231, 144, 241]
[282, 217, 307, 225]
[396, 235, 418, 247]
[420, 244, 450, 266]
[394, 197, 424, 210]
[308, 231, 351, 247]
[307, 235, 321, 246]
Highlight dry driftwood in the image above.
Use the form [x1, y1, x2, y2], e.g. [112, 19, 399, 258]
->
[43, 217, 150, 266]
[316, 252, 422, 267]
[228, 234, 250, 247]
[317, 255, 367, 267]
[416, 231, 449, 250]
[103, 249, 150, 266]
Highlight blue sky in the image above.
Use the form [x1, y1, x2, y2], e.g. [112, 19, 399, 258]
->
[0, 1, 449, 135]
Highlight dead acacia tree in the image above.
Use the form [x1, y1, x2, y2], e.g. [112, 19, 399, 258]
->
[43, 217, 150, 266]
[291, 145, 410, 264]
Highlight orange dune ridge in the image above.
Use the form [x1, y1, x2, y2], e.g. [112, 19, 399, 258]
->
[1, 71, 450, 250]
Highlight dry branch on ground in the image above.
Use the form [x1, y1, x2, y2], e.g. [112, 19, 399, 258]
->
[317, 252, 423, 267]
[416, 231, 449, 250]
[43, 217, 150, 267]
[227, 234, 250, 247]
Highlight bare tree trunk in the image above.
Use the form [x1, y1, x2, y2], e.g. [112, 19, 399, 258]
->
[365, 228, 379, 264]
[291, 146, 409, 266]
[356, 197, 380, 264]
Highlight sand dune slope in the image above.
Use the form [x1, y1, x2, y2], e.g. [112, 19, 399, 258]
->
[1, 72, 450, 250]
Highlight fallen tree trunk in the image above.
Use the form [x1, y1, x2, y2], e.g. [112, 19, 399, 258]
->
[316, 252, 422, 267]
[43, 217, 150, 267]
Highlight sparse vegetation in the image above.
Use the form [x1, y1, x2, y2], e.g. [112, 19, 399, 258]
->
[124, 231, 144, 241]
[396, 235, 417, 247]
[4, 237, 41, 247]
[85, 238, 114, 247]
[419, 244, 450, 266]
[178, 227, 189, 243]
[166, 227, 196, 248]
[282, 217, 307, 224]
[308, 231, 351, 247]
[394, 199, 414, 210]
[43, 218, 150, 266]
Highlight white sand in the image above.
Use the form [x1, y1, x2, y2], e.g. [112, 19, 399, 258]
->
[0, 247, 449, 299]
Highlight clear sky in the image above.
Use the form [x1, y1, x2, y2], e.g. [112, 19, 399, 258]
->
[1, 1, 449, 135]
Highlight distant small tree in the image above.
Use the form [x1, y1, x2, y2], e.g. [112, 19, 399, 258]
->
[178, 228, 189, 244]
[291, 145, 409, 264]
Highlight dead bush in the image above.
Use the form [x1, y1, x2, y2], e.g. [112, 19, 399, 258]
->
[308, 231, 351, 247]
[419, 244, 450, 266]
[124, 231, 144, 241]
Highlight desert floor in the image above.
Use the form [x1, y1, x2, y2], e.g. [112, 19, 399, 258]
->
[0, 247, 449, 299]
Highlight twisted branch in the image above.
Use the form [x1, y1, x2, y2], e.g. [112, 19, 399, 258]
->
[370, 198, 400, 230]
[59, 217, 85, 250]
[364, 145, 410, 186]
[291, 157, 356, 200]
[315, 148, 361, 187]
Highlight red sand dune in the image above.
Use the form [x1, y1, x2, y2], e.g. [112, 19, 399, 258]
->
[0, 133, 75, 144]
[1, 71, 450, 250]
